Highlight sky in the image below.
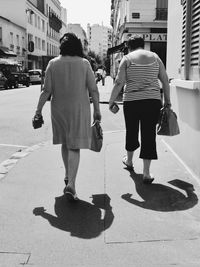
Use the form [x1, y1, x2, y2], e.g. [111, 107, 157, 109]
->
[59, 0, 112, 31]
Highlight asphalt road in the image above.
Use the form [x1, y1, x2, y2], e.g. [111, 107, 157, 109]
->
[0, 80, 125, 163]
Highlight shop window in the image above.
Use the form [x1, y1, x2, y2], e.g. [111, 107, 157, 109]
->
[181, 0, 200, 80]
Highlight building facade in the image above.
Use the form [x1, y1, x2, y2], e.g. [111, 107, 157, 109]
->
[0, 15, 26, 63]
[0, 0, 67, 70]
[166, 0, 200, 179]
[110, 0, 168, 77]
[87, 23, 112, 61]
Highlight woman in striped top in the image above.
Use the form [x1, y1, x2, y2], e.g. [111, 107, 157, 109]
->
[109, 35, 171, 184]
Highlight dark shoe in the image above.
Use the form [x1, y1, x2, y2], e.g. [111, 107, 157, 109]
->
[122, 156, 134, 171]
[143, 176, 154, 184]
[65, 186, 78, 201]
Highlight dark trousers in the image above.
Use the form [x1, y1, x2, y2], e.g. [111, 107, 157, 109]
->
[123, 99, 162, 159]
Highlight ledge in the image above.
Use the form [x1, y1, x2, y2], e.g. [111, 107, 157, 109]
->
[171, 79, 200, 90]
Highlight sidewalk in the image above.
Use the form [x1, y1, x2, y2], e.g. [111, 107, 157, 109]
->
[0, 78, 200, 266]
[0, 130, 200, 266]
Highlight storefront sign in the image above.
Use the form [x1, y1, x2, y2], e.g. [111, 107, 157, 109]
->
[123, 33, 167, 42]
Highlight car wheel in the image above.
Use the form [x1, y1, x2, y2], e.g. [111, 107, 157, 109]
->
[4, 83, 8, 90]
[26, 82, 30, 87]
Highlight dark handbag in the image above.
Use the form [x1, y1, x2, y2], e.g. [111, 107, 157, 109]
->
[90, 120, 103, 152]
[32, 114, 44, 129]
[157, 107, 180, 136]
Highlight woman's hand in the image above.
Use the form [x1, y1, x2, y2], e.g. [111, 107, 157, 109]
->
[109, 101, 114, 111]
[93, 110, 101, 122]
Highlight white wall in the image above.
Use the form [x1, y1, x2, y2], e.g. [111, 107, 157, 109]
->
[166, 0, 200, 179]
[166, 0, 183, 79]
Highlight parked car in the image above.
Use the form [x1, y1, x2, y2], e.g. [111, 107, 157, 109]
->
[28, 69, 42, 84]
[0, 71, 8, 89]
[0, 58, 30, 88]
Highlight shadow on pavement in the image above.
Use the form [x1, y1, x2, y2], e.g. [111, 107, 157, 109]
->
[121, 171, 198, 212]
[33, 193, 114, 239]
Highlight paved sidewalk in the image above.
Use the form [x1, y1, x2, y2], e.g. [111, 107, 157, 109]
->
[0, 130, 200, 266]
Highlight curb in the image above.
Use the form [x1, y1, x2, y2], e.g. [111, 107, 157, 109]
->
[0, 141, 50, 181]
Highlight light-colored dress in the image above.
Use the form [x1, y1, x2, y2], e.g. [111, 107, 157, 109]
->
[43, 55, 97, 148]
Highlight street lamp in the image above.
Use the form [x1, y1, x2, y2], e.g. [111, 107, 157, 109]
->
[26, 8, 34, 15]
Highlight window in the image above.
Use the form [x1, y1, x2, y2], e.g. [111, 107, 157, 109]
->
[28, 33, 33, 42]
[10, 32, 14, 44]
[35, 14, 37, 27]
[181, 0, 200, 80]
[28, 11, 33, 24]
[42, 19, 45, 32]
[132, 13, 140, 19]
[42, 40, 45, 51]
[35, 37, 37, 49]
[16, 35, 19, 46]
[38, 17, 41, 29]
[38, 38, 41, 50]
[155, 0, 168, 20]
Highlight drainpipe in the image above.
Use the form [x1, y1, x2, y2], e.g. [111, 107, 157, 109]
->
[184, 0, 192, 80]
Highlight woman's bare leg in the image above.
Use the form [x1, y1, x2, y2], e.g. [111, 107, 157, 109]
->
[61, 144, 69, 179]
[126, 151, 134, 166]
[67, 149, 80, 192]
[143, 159, 151, 178]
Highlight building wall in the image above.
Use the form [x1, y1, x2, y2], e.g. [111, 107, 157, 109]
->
[128, 0, 156, 22]
[0, 0, 26, 28]
[166, 0, 200, 178]
[87, 24, 112, 60]
[0, 16, 26, 65]
[166, 0, 182, 80]
[110, 0, 167, 78]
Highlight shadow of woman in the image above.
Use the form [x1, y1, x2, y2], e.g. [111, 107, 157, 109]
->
[121, 171, 198, 212]
[33, 193, 114, 239]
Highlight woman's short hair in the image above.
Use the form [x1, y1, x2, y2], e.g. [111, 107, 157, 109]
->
[59, 32, 84, 57]
[127, 35, 145, 50]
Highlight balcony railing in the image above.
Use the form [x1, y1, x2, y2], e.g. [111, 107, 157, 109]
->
[155, 8, 168, 21]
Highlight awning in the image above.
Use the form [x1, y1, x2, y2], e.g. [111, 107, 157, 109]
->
[0, 46, 17, 57]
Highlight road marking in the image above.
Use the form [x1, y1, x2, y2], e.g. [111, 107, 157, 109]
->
[0, 144, 28, 148]
[161, 139, 200, 187]
[103, 130, 125, 134]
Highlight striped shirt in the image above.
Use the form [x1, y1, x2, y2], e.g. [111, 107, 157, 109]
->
[115, 53, 162, 102]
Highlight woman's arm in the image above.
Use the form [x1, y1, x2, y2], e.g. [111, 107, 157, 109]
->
[109, 57, 126, 109]
[157, 56, 171, 107]
[35, 61, 52, 115]
[86, 61, 101, 121]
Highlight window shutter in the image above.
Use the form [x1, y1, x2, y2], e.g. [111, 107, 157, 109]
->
[181, 0, 186, 67]
[181, 0, 200, 79]
[190, 0, 200, 66]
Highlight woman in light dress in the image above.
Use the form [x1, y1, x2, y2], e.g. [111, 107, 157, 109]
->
[34, 33, 101, 200]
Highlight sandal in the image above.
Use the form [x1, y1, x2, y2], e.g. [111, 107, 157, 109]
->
[65, 186, 78, 201]
[122, 156, 134, 171]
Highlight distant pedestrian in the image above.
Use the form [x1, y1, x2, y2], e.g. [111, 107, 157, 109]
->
[101, 67, 106, 86]
[34, 32, 101, 200]
[109, 35, 171, 184]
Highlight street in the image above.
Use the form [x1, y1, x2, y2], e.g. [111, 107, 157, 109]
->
[0, 77, 124, 164]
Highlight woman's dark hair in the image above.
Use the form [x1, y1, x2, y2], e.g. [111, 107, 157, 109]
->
[59, 32, 84, 57]
[127, 35, 145, 50]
